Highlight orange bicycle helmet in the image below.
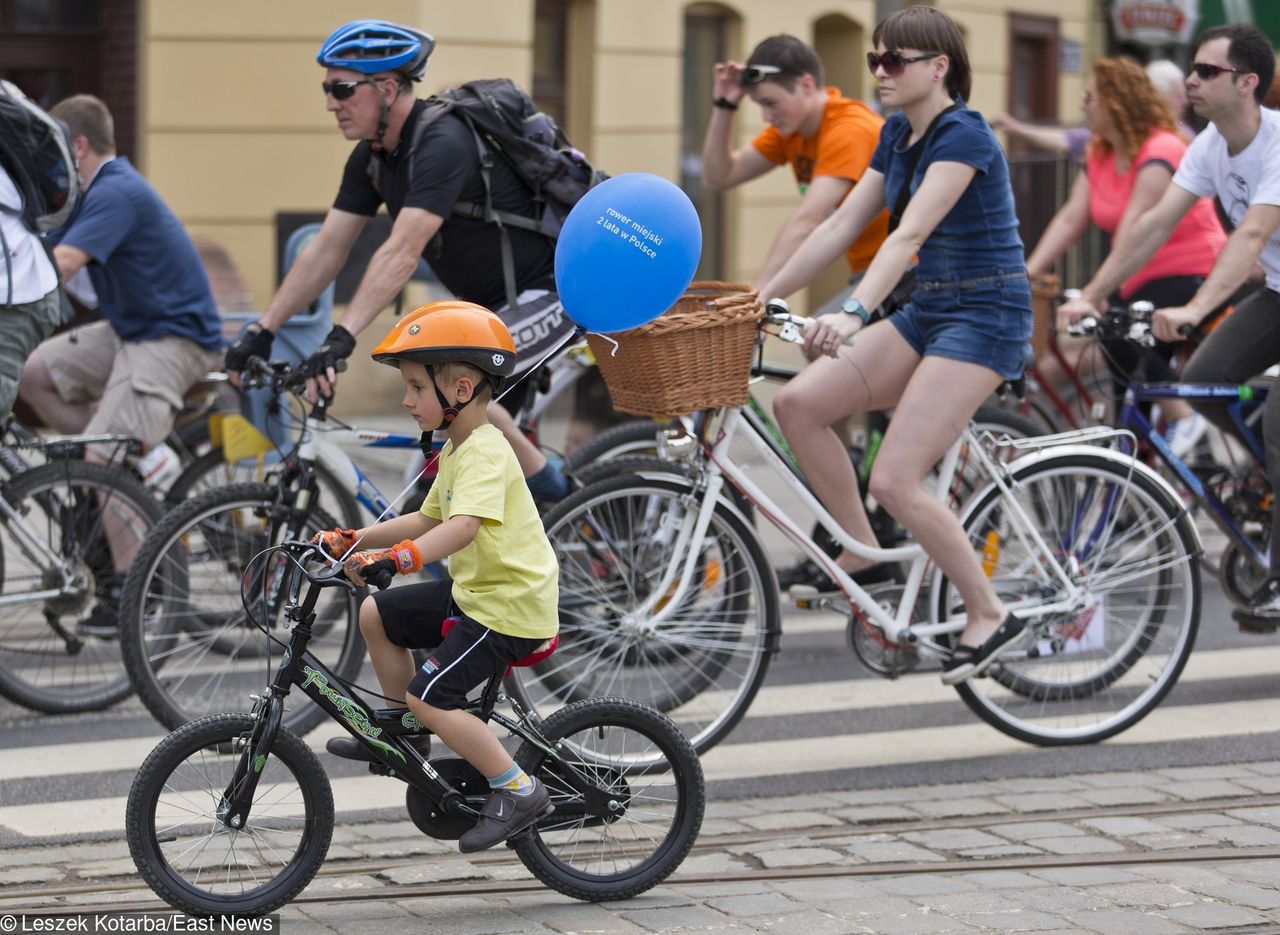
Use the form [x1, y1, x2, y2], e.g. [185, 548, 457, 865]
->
[372, 300, 517, 378]
[372, 301, 517, 426]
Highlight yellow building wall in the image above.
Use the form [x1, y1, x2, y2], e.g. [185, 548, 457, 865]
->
[139, 0, 1098, 408]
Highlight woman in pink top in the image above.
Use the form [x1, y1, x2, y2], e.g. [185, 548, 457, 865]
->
[1027, 57, 1227, 456]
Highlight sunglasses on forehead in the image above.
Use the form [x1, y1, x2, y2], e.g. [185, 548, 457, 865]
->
[1189, 61, 1245, 80]
[866, 50, 940, 77]
[321, 78, 377, 101]
[740, 64, 787, 86]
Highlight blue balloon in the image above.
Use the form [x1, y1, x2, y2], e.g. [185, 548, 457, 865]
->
[555, 173, 702, 333]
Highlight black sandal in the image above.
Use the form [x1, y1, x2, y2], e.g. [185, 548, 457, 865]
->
[941, 614, 1026, 685]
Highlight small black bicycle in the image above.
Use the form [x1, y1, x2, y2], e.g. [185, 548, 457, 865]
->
[124, 540, 705, 917]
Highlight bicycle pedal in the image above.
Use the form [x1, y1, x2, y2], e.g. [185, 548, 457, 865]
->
[790, 584, 840, 610]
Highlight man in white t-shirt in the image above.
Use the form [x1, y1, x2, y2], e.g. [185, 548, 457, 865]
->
[0, 163, 63, 420]
[1059, 23, 1280, 629]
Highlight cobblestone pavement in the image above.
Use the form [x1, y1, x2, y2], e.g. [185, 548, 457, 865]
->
[8, 762, 1280, 932]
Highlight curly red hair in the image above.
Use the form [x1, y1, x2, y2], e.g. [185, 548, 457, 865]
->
[1088, 57, 1179, 159]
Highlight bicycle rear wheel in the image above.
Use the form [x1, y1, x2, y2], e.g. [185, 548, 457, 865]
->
[938, 451, 1200, 745]
[512, 473, 780, 755]
[514, 697, 704, 901]
[118, 483, 364, 734]
[0, 461, 162, 713]
[126, 713, 333, 916]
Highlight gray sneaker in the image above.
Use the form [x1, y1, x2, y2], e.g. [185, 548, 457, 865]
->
[458, 777, 554, 853]
[1233, 578, 1280, 633]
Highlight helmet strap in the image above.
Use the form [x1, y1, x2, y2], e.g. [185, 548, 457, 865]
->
[426, 364, 473, 430]
[371, 78, 403, 150]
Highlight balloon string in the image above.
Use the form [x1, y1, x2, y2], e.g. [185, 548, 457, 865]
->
[591, 332, 621, 356]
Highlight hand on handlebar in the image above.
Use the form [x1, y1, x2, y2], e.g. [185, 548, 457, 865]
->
[1056, 296, 1101, 331]
[225, 323, 275, 388]
[311, 527, 358, 559]
[294, 324, 357, 402]
[343, 539, 423, 589]
[802, 312, 861, 360]
[1151, 305, 1201, 344]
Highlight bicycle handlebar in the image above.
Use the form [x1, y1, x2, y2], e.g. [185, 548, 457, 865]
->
[762, 298, 857, 347]
[1064, 299, 1198, 346]
[233, 357, 349, 394]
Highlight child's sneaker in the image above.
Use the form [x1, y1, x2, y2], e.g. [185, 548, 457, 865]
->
[458, 776, 554, 852]
[1165, 412, 1208, 459]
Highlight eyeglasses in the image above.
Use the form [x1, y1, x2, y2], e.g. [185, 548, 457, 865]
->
[322, 78, 375, 101]
[1189, 62, 1244, 80]
[740, 65, 785, 86]
[866, 50, 939, 77]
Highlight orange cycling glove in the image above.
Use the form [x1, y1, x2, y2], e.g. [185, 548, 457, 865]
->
[343, 539, 424, 586]
[312, 527, 358, 558]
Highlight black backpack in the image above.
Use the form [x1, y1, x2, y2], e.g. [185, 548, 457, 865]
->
[0, 80, 80, 234]
[371, 78, 606, 308]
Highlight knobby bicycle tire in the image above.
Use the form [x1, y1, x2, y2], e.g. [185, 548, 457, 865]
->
[0, 460, 163, 713]
[126, 713, 333, 916]
[118, 482, 365, 735]
[514, 697, 704, 901]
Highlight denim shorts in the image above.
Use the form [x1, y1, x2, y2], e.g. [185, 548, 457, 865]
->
[889, 270, 1033, 380]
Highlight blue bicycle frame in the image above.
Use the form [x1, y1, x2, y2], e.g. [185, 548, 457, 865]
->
[1117, 379, 1268, 571]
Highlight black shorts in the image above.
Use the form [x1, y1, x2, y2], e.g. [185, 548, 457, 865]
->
[374, 578, 547, 711]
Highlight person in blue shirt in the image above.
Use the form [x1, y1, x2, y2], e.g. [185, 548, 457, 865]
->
[18, 94, 223, 634]
[757, 5, 1033, 685]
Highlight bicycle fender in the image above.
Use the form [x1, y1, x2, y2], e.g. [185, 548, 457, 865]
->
[964, 443, 1201, 554]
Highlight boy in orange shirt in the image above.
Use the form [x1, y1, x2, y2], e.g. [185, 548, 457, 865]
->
[701, 34, 888, 312]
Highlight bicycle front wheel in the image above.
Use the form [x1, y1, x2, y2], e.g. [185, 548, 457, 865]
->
[118, 483, 364, 734]
[514, 697, 704, 901]
[165, 449, 362, 530]
[0, 461, 162, 713]
[126, 713, 333, 917]
[514, 473, 780, 755]
[939, 451, 1200, 745]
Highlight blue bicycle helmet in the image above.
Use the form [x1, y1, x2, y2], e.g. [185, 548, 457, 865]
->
[316, 20, 435, 81]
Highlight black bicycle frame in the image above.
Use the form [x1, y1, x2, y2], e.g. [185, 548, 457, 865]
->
[215, 553, 612, 832]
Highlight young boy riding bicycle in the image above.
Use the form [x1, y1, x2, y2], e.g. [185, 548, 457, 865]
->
[312, 300, 559, 853]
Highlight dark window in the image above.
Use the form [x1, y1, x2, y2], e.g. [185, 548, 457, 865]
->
[0, 0, 135, 157]
[683, 9, 730, 281]
[533, 0, 568, 126]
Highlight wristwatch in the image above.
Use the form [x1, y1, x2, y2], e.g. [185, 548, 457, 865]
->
[840, 296, 871, 325]
[713, 97, 739, 110]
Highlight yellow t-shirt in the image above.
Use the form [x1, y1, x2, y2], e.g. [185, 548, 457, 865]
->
[421, 423, 559, 640]
[752, 87, 889, 274]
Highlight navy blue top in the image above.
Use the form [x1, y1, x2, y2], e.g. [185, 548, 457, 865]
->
[56, 157, 221, 350]
[870, 104, 1026, 283]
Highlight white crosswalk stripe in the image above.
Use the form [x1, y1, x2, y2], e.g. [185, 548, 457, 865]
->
[2, 640, 1277, 841]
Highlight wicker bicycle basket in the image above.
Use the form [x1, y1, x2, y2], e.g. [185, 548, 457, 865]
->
[586, 282, 763, 419]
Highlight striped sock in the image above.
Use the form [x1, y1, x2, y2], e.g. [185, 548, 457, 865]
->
[488, 762, 535, 795]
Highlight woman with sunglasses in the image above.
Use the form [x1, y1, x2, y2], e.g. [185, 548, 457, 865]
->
[758, 5, 1031, 684]
[1033, 57, 1228, 457]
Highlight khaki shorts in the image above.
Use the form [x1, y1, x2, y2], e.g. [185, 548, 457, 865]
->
[39, 320, 222, 452]
[0, 287, 64, 418]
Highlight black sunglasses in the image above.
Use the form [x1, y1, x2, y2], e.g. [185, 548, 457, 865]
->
[740, 65, 786, 86]
[1189, 62, 1244, 80]
[321, 78, 376, 101]
[866, 50, 940, 77]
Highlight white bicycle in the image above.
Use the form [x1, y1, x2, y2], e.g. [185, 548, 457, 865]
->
[513, 308, 1202, 752]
